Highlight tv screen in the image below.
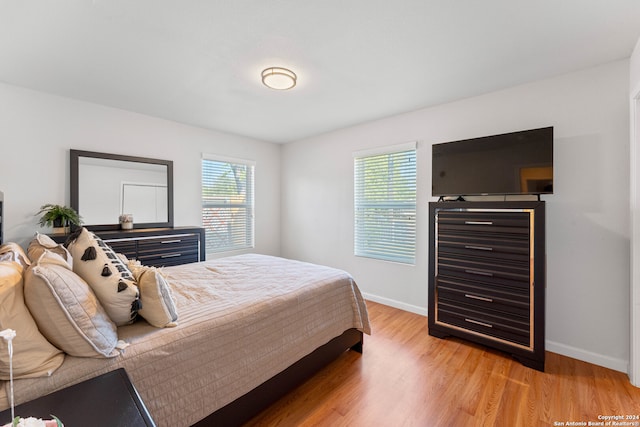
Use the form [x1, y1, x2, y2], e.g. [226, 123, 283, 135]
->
[432, 126, 553, 197]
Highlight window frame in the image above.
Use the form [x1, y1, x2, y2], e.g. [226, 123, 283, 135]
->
[353, 142, 417, 265]
[201, 154, 256, 255]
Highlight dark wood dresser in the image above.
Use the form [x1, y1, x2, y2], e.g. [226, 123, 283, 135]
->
[0, 368, 155, 427]
[51, 226, 205, 267]
[428, 201, 545, 371]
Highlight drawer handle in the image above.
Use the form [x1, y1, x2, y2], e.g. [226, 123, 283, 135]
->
[465, 318, 493, 328]
[464, 245, 493, 251]
[160, 239, 182, 244]
[464, 294, 493, 303]
[160, 253, 182, 258]
[464, 221, 493, 225]
[465, 269, 493, 277]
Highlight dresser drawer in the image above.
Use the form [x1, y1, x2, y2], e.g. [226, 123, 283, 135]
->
[437, 301, 530, 347]
[437, 225, 530, 246]
[137, 251, 200, 267]
[437, 254, 530, 285]
[437, 246, 529, 271]
[136, 234, 201, 267]
[437, 211, 531, 248]
[437, 234, 530, 260]
[436, 277, 529, 317]
[436, 210, 531, 228]
[136, 234, 200, 253]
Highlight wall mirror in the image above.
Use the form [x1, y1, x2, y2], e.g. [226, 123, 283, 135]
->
[70, 150, 174, 231]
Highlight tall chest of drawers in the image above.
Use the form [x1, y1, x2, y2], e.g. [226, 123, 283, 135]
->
[428, 201, 545, 371]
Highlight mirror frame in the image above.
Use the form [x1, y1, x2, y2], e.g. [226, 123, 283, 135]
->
[70, 149, 174, 231]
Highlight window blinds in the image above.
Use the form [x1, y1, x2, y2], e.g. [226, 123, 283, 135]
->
[354, 143, 417, 264]
[201, 156, 255, 254]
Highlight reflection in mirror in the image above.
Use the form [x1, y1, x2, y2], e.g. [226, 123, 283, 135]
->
[71, 150, 174, 230]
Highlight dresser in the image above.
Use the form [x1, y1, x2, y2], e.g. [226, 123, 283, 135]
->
[51, 226, 205, 267]
[428, 201, 545, 371]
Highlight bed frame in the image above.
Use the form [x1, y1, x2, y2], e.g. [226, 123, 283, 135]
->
[192, 328, 363, 427]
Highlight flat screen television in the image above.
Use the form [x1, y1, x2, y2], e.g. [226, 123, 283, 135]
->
[432, 126, 553, 197]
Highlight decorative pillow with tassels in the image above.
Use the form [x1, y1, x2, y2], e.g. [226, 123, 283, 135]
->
[65, 227, 140, 326]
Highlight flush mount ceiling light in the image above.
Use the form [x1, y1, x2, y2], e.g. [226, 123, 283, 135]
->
[261, 67, 297, 90]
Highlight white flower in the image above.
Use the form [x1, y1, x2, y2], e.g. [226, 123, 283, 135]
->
[2, 417, 62, 427]
[17, 418, 44, 427]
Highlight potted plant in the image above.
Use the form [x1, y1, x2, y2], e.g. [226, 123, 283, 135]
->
[36, 204, 83, 234]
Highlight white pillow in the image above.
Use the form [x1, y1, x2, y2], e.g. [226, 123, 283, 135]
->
[66, 228, 140, 326]
[28, 232, 72, 268]
[0, 242, 31, 268]
[0, 260, 65, 378]
[129, 261, 178, 328]
[24, 251, 119, 358]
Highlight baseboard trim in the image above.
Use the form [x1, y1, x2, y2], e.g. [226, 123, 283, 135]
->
[545, 340, 628, 373]
[362, 293, 427, 316]
[362, 293, 629, 374]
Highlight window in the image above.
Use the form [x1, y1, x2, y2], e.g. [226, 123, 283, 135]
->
[354, 142, 417, 264]
[201, 155, 255, 255]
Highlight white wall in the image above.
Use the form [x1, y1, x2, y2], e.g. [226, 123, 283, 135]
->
[281, 59, 631, 372]
[629, 37, 640, 385]
[0, 82, 281, 257]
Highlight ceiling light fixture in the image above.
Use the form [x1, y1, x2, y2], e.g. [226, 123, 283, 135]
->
[261, 67, 297, 90]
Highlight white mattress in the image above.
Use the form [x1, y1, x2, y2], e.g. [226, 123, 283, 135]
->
[1, 254, 370, 426]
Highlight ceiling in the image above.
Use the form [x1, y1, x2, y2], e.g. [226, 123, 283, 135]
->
[1, 1, 640, 144]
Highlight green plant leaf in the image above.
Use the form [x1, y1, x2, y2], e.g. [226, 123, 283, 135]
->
[51, 415, 63, 427]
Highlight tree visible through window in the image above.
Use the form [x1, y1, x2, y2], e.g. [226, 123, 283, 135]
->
[201, 156, 254, 255]
[354, 145, 416, 264]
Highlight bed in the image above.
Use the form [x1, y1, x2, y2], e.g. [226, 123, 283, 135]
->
[0, 253, 370, 426]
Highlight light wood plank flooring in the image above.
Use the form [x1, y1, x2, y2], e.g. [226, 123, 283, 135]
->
[244, 301, 640, 427]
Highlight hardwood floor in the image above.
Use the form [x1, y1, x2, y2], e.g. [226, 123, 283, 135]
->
[244, 301, 640, 427]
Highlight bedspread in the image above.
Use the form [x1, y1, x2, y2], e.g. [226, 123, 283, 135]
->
[1, 254, 370, 426]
